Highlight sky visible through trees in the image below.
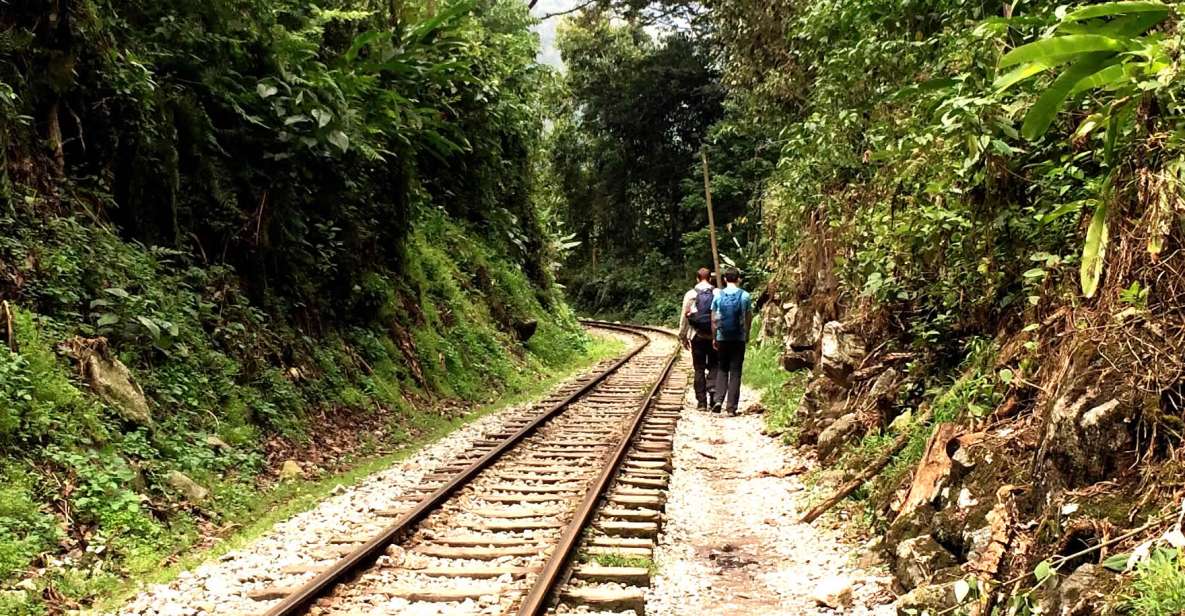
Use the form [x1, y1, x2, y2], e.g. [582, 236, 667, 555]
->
[531, 0, 580, 68]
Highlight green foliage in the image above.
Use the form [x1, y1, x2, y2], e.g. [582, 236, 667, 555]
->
[580, 551, 656, 572]
[743, 337, 809, 440]
[1123, 548, 1185, 615]
[994, 1, 1181, 296]
[547, 11, 732, 318]
[0, 3, 591, 611]
[0, 308, 104, 446]
[0, 213, 588, 609]
[0, 473, 59, 581]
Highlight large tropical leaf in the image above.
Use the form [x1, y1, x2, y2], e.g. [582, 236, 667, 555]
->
[1064, 1, 1170, 22]
[1000, 35, 1128, 68]
[1021, 54, 1111, 140]
[1067, 60, 1129, 96]
[1080, 197, 1110, 298]
[344, 31, 384, 63]
[1056, 11, 1171, 36]
[408, 0, 478, 45]
[995, 61, 1058, 91]
[1102, 11, 1173, 35]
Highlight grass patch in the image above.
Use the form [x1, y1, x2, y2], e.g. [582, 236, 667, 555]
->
[742, 340, 808, 440]
[579, 551, 656, 573]
[1121, 548, 1185, 615]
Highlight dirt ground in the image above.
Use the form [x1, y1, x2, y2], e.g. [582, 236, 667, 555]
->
[647, 383, 896, 615]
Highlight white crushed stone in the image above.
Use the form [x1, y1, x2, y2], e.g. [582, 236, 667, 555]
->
[648, 382, 896, 616]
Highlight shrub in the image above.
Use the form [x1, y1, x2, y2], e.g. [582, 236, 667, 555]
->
[1123, 549, 1185, 616]
[0, 474, 59, 580]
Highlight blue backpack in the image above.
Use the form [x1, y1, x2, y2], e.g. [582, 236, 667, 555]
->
[715, 290, 746, 340]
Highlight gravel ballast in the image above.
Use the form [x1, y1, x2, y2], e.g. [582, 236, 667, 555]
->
[115, 334, 893, 615]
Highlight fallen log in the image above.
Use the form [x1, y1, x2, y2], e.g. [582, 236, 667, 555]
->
[895, 423, 962, 520]
[799, 406, 933, 524]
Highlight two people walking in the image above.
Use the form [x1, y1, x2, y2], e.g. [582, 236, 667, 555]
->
[678, 267, 752, 414]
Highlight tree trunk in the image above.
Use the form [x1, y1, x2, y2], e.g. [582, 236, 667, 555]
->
[47, 100, 65, 179]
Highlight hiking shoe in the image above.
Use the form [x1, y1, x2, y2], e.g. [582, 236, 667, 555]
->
[726, 407, 739, 416]
[710, 403, 723, 414]
[696, 402, 707, 412]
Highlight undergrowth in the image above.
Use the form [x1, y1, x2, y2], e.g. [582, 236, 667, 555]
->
[837, 338, 1003, 510]
[0, 210, 594, 615]
[579, 551, 656, 573]
[743, 338, 808, 440]
[1122, 548, 1185, 616]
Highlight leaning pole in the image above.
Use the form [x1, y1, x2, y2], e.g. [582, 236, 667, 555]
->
[701, 147, 723, 288]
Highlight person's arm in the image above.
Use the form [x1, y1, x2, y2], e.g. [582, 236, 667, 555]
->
[677, 291, 693, 347]
[745, 305, 754, 341]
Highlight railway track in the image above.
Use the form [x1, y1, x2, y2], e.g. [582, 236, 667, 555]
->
[247, 321, 688, 616]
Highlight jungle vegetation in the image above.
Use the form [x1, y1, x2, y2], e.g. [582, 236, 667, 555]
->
[3, 0, 1185, 612]
[0, 1, 589, 612]
[549, 0, 1185, 611]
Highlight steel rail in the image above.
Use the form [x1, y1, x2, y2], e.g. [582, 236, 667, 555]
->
[516, 325, 681, 615]
[263, 322, 658, 616]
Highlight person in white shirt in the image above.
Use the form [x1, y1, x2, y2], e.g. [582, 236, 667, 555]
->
[677, 268, 718, 411]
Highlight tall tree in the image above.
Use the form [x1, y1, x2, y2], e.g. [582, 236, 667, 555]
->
[548, 10, 724, 315]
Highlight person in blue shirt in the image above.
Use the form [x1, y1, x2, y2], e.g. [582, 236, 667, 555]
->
[710, 268, 752, 415]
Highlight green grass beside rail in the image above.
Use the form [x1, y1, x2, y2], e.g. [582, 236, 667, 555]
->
[742, 341, 808, 440]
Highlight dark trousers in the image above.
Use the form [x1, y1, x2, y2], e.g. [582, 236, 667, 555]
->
[714, 340, 746, 412]
[690, 335, 717, 406]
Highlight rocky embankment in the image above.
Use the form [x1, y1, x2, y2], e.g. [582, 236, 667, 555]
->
[757, 292, 1180, 615]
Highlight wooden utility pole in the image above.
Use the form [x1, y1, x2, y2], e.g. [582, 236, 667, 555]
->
[701, 148, 723, 288]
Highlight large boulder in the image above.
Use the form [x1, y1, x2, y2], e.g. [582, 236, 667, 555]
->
[60, 337, 152, 425]
[166, 470, 209, 504]
[811, 576, 854, 609]
[779, 301, 823, 371]
[894, 535, 958, 589]
[782, 302, 823, 349]
[1057, 566, 1109, 611]
[205, 435, 231, 452]
[869, 367, 901, 420]
[781, 348, 815, 372]
[893, 580, 960, 615]
[279, 459, 304, 480]
[796, 375, 848, 444]
[817, 413, 861, 461]
[820, 321, 866, 385]
[1031, 564, 1117, 616]
[1038, 344, 1136, 486]
[513, 319, 538, 342]
[1055, 564, 1112, 615]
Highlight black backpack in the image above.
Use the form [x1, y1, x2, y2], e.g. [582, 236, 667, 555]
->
[690, 288, 713, 334]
